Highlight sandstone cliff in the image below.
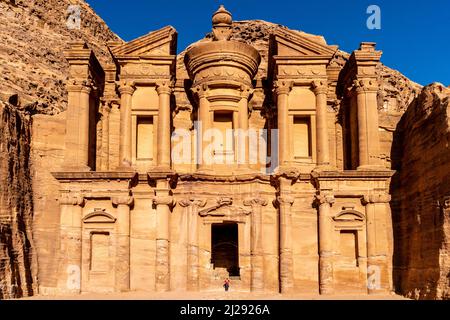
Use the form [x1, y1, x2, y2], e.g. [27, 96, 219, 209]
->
[0, 98, 36, 299]
[0, 0, 122, 114]
[0, 2, 447, 299]
[0, 0, 121, 298]
[392, 83, 450, 299]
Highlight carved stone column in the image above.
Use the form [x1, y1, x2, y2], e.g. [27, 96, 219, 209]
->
[274, 81, 293, 167]
[179, 198, 206, 291]
[362, 193, 392, 294]
[312, 80, 330, 167]
[100, 101, 112, 171]
[244, 196, 268, 292]
[118, 82, 135, 169]
[58, 194, 85, 293]
[276, 191, 295, 293]
[153, 193, 175, 291]
[156, 81, 173, 169]
[314, 193, 335, 295]
[237, 86, 253, 170]
[112, 195, 133, 292]
[193, 85, 212, 172]
[63, 81, 92, 171]
[354, 79, 382, 169]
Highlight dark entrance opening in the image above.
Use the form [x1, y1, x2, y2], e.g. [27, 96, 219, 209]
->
[211, 222, 240, 276]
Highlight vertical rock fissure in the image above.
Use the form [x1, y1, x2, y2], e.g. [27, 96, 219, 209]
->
[0, 102, 37, 299]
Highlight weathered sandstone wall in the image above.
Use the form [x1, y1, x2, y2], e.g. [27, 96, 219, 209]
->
[391, 83, 450, 299]
[0, 98, 37, 299]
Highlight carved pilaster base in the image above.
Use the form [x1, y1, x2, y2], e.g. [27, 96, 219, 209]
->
[187, 245, 199, 291]
[156, 239, 170, 292]
[319, 254, 334, 295]
[279, 250, 294, 294]
[251, 254, 264, 292]
[357, 164, 386, 171]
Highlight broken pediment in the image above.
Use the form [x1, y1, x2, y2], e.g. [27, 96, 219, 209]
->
[270, 28, 338, 58]
[110, 26, 177, 58]
[333, 210, 365, 222]
[198, 197, 252, 217]
[83, 209, 116, 224]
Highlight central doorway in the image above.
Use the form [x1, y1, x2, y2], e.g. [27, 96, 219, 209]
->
[211, 222, 240, 277]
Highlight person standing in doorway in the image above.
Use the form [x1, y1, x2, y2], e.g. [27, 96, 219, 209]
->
[223, 278, 230, 292]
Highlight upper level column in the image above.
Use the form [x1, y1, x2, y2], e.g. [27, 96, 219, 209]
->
[312, 80, 331, 168]
[274, 80, 293, 167]
[237, 85, 253, 170]
[63, 41, 104, 171]
[192, 85, 213, 172]
[156, 81, 173, 170]
[355, 79, 382, 169]
[64, 81, 92, 171]
[118, 82, 135, 170]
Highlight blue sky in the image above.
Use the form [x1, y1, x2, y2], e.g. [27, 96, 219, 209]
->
[85, 0, 450, 86]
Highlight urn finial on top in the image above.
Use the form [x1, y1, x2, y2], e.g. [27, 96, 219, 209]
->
[212, 5, 232, 41]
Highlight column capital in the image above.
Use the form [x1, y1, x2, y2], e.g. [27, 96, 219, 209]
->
[100, 100, 113, 115]
[311, 80, 328, 95]
[314, 194, 335, 207]
[191, 84, 209, 99]
[353, 79, 378, 94]
[276, 195, 295, 206]
[112, 195, 134, 206]
[362, 193, 391, 205]
[59, 194, 85, 206]
[239, 85, 254, 100]
[243, 197, 268, 207]
[179, 198, 207, 208]
[66, 79, 93, 94]
[442, 196, 450, 209]
[156, 80, 174, 95]
[153, 196, 175, 207]
[118, 82, 136, 95]
[273, 80, 293, 95]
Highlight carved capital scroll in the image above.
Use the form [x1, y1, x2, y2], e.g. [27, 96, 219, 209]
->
[361, 194, 391, 205]
[111, 195, 134, 207]
[59, 194, 85, 207]
[153, 196, 175, 207]
[273, 80, 293, 95]
[314, 194, 335, 208]
[118, 81, 136, 95]
[353, 79, 378, 94]
[276, 195, 295, 206]
[311, 80, 328, 95]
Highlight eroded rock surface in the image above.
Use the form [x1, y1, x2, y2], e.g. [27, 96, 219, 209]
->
[392, 83, 450, 299]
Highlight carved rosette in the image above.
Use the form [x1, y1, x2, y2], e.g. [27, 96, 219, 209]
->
[361, 194, 391, 205]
